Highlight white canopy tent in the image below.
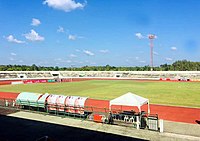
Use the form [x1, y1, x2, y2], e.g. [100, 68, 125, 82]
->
[109, 92, 150, 114]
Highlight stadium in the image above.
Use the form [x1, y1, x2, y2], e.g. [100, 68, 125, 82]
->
[1, 0, 200, 140]
[0, 71, 200, 141]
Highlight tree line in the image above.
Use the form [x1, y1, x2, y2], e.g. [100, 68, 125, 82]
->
[0, 60, 200, 71]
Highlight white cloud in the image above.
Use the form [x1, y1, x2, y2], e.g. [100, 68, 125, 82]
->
[57, 26, 64, 33]
[66, 60, 72, 63]
[38, 61, 49, 65]
[171, 46, 177, 51]
[11, 53, 16, 56]
[6, 35, 25, 44]
[90, 62, 96, 65]
[75, 49, 80, 52]
[69, 54, 77, 58]
[74, 60, 83, 64]
[43, 0, 85, 12]
[18, 60, 24, 63]
[99, 49, 109, 53]
[135, 57, 139, 60]
[31, 18, 41, 26]
[83, 50, 94, 56]
[54, 58, 72, 63]
[153, 51, 159, 55]
[125, 59, 129, 62]
[9, 57, 14, 61]
[135, 33, 157, 40]
[68, 34, 76, 40]
[54, 58, 62, 61]
[165, 57, 173, 61]
[24, 30, 44, 41]
[139, 60, 146, 63]
[135, 33, 144, 39]
[85, 60, 96, 65]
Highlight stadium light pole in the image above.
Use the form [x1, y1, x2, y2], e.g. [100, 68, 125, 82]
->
[148, 34, 155, 71]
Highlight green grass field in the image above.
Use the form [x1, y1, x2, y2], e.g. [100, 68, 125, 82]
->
[0, 80, 200, 108]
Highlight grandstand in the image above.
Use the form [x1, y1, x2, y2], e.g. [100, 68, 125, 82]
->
[0, 71, 200, 81]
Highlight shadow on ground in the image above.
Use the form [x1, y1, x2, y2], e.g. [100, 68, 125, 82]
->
[195, 120, 200, 124]
[0, 107, 20, 115]
[0, 114, 148, 141]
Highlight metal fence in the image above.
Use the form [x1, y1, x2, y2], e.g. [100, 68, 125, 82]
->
[0, 98, 160, 131]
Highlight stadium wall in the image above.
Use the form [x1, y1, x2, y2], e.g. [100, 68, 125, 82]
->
[0, 71, 200, 81]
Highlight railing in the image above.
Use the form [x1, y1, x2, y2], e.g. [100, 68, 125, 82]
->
[0, 98, 16, 108]
[0, 98, 160, 131]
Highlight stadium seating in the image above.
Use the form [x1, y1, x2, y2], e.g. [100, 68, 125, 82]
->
[1, 71, 200, 81]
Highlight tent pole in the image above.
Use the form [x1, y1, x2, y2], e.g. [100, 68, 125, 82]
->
[109, 102, 111, 111]
[148, 102, 150, 115]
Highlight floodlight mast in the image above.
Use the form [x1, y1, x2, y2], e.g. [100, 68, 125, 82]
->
[148, 34, 155, 71]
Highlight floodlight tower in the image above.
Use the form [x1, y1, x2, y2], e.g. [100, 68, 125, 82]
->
[148, 34, 155, 71]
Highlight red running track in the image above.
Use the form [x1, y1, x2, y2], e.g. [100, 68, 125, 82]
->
[0, 92, 20, 99]
[149, 104, 200, 124]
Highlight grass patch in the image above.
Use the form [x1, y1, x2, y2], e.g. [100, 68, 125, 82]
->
[0, 80, 200, 108]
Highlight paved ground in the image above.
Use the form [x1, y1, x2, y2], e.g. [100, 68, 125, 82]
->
[164, 120, 200, 137]
[0, 109, 200, 141]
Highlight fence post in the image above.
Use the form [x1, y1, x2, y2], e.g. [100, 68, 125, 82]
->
[6, 99, 9, 107]
[159, 119, 164, 133]
[28, 100, 30, 111]
[136, 116, 140, 129]
[12, 100, 15, 107]
[64, 105, 66, 117]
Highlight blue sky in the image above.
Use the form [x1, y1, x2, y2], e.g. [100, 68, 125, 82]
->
[0, 0, 200, 67]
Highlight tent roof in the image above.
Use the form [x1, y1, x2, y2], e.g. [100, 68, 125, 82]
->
[74, 97, 88, 107]
[17, 92, 42, 102]
[38, 93, 49, 103]
[16, 92, 43, 107]
[56, 95, 68, 105]
[65, 96, 79, 106]
[37, 93, 50, 108]
[47, 94, 60, 104]
[109, 92, 149, 110]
